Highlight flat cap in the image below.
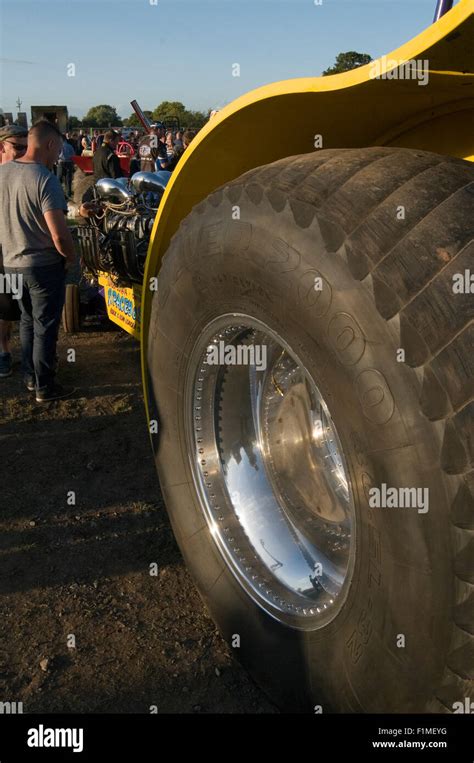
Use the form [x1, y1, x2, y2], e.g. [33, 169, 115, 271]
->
[0, 124, 28, 141]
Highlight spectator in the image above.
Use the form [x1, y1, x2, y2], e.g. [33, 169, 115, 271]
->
[71, 132, 81, 154]
[0, 125, 28, 378]
[0, 123, 28, 165]
[93, 129, 122, 181]
[128, 131, 140, 176]
[0, 120, 76, 401]
[166, 129, 196, 172]
[174, 130, 184, 151]
[57, 134, 75, 198]
[128, 131, 138, 153]
[183, 130, 196, 149]
[95, 132, 105, 149]
[91, 129, 100, 152]
[165, 131, 174, 158]
[158, 126, 168, 153]
[65, 131, 78, 154]
[80, 135, 90, 155]
[139, 123, 168, 172]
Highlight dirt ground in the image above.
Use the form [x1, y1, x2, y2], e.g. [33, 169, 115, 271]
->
[0, 321, 275, 714]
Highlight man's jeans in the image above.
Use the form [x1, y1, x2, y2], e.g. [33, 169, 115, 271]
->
[5, 262, 66, 391]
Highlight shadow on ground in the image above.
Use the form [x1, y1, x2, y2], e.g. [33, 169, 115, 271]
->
[0, 328, 276, 713]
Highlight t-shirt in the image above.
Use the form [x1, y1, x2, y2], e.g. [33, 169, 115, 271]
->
[59, 142, 75, 162]
[0, 161, 67, 268]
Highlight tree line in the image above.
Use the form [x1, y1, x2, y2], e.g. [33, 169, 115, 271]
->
[70, 101, 210, 130]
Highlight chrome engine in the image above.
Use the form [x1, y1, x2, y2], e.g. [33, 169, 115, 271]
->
[76, 171, 171, 285]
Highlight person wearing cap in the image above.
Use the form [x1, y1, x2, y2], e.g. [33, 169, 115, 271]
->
[0, 125, 28, 378]
[138, 123, 169, 173]
[0, 124, 28, 165]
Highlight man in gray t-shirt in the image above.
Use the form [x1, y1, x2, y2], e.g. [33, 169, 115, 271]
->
[0, 120, 76, 401]
[0, 160, 67, 268]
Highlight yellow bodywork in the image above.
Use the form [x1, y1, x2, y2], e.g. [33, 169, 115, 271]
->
[99, 274, 142, 340]
[140, 0, 474, 406]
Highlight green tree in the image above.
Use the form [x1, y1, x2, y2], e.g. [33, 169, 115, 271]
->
[322, 51, 372, 76]
[123, 110, 153, 127]
[82, 104, 122, 127]
[183, 110, 208, 130]
[151, 101, 207, 130]
[68, 115, 82, 129]
[152, 101, 187, 123]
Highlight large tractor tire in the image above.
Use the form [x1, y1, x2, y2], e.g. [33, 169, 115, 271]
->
[147, 147, 473, 712]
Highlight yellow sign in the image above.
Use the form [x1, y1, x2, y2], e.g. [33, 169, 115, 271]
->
[98, 274, 142, 341]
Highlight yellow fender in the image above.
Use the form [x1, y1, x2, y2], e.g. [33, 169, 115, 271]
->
[141, 0, 474, 402]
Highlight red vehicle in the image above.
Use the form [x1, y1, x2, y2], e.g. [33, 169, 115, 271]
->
[72, 142, 135, 176]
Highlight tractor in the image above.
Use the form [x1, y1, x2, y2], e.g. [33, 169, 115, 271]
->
[76, 0, 474, 712]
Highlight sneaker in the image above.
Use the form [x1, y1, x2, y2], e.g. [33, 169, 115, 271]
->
[24, 374, 36, 392]
[36, 383, 75, 403]
[0, 352, 12, 378]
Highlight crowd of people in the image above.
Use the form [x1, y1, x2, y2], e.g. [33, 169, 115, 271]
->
[55, 123, 196, 198]
[0, 118, 198, 402]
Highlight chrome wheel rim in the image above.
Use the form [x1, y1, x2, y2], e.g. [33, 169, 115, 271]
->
[186, 314, 356, 629]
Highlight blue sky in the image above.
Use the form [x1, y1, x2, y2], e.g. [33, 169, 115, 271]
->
[0, 0, 455, 120]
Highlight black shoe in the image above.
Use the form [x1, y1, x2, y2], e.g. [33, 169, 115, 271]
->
[36, 383, 75, 403]
[24, 375, 36, 392]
